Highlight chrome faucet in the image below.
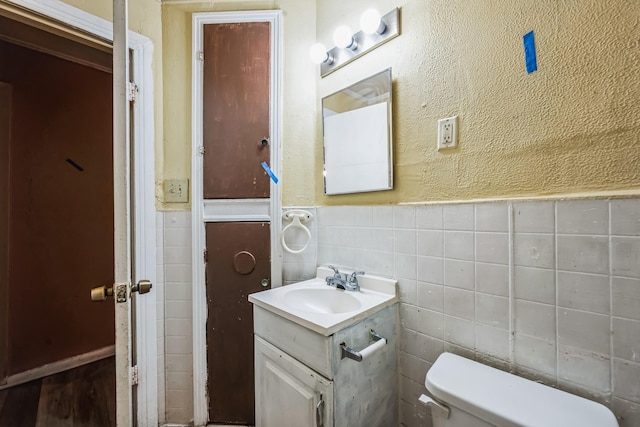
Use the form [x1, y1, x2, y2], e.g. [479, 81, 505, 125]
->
[325, 265, 345, 288]
[345, 271, 365, 292]
[325, 266, 364, 292]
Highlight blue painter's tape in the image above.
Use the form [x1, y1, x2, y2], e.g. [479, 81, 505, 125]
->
[261, 161, 279, 184]
[523, 31, 538, 74]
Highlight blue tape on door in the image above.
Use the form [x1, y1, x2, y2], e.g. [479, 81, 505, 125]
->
[523, 31, 538, 74]
[261, 161, 279, 184]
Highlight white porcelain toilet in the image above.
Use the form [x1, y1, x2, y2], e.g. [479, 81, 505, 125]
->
[419, 352, 619, 427]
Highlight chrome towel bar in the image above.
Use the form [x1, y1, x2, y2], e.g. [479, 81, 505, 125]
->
[340, 329, 387, 362]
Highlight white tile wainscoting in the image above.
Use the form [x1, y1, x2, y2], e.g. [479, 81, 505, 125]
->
[156, 199, 640, 427]
[155, 212, 166, 425]
[307, 200, 640, 427]
[158, 211, 194, 424]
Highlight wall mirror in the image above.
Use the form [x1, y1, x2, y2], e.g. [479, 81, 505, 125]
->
[322, 68, 393, 195]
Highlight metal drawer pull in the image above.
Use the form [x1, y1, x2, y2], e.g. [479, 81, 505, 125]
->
[316, 394, 324, 427]
[340, 329, 387, 362]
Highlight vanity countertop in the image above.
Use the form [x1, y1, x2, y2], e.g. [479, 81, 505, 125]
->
[249, 266, 397, 336]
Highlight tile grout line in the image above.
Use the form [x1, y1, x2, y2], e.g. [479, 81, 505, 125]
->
[473, 205, 478, 360]
[161, 212, 169, 414]
[415, 212, 422, 340]
[554, 201, 559, 385]
[440, 206, 446, 346]
[608, 200, 614, 404]
[508, 203, 516, 368]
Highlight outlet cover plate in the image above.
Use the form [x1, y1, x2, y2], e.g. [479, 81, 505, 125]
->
[437, 115, 458, 150]
[164, 179, 189, 203]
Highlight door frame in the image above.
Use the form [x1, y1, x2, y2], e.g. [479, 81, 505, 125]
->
[191, 10, 283, 426]
[0, 83, 9, 387]
[1, 1, 158, 425]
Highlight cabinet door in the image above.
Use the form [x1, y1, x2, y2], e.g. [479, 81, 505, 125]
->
[255, 336, 333, 427]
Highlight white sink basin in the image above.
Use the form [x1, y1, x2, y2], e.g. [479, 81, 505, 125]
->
[284, 288, 362, 314]
[249, 266, 397, 336]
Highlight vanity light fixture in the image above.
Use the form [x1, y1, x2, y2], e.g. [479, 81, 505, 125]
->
[311, 7, 400, 77]
[309, 43, 333, 65]
[361, 9, 386, 35]
[333, 25, 357, 50]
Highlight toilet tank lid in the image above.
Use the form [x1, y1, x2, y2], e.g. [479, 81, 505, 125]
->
[425, 353, 618, 427]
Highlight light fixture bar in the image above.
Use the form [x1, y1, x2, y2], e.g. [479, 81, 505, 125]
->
[320, 8, 400, 77]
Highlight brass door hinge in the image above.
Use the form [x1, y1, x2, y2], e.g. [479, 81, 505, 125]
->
[127, 82, 139, 102]
[130, 365, 139, 386]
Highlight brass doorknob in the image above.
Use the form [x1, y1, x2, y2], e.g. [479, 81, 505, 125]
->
[131, 279, 152, 294]
[90, 279, 152, 302]
[91, 285, 114, 301]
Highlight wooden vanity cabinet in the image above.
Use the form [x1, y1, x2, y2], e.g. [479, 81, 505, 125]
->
[253, 304, 398, 427]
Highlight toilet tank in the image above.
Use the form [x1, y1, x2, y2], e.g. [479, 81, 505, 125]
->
[425, 353, 618, 427]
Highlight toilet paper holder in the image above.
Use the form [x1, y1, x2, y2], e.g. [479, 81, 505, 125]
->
[340, 329, 387, 362]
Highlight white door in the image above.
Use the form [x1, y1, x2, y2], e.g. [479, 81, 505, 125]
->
[88, 48, 149, 423]
[90, 1, 154, 425]
[113, 1, 134, 424]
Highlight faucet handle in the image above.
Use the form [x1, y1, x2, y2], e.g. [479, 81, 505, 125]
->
[349, 271, 365, 283]
[328, 265, 341, 278]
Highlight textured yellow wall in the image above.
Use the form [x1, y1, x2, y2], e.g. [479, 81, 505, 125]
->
[160, 0, 317, 210]
[58, 0, 640, 208]
[60, 0, 111, 21]
[313, 0, 640, 205]
[61, 0, 165, 206]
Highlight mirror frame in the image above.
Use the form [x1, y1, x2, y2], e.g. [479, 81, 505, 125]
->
[321, 67, 393, 195]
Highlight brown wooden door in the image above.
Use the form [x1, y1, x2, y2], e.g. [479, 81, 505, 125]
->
[202, 19, 273, 425]
[203, 22, 271, 199]
[0, 40, 114, 376]
[206, 222, 270, 424]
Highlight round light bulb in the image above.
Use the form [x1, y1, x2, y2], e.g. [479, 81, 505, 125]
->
[333, 25, 355, 49]
[361, 9, 386, 34]
[309, 43, 329, 64]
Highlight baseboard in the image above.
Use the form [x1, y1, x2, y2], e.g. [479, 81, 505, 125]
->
[0, 344, 115, 390]
[160, 425, 250, 427]
[160, 423, 251, 427]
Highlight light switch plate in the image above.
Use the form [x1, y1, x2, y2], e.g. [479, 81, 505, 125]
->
[163, 179, 189, 203]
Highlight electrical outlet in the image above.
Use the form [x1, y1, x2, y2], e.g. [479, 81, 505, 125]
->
[163, 179, 189, 203]
[437, 116, 458, 150]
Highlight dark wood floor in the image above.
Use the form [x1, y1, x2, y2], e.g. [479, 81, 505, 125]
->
[0, 357, 115, 427]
